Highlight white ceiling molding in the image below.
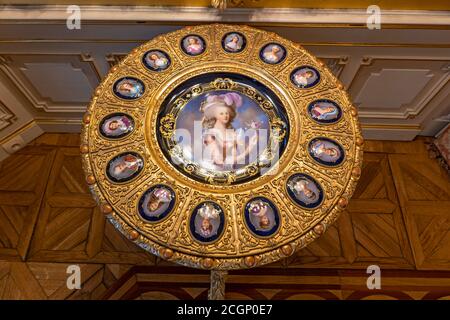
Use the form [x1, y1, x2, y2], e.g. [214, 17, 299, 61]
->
[0, 100, 17, 131]
[0, 120, 44, 161]
[0, 70, 35, 139]
[348, 57, 450, 119]
[318, 56, 349, 78]
[361, 126, 422, 141]
[0, 6, 449, 26]
[356, 73, 449, 119]
[0, 53, 100, 113]
[0, 7, 448, 157]
[34, 118, 82, 133]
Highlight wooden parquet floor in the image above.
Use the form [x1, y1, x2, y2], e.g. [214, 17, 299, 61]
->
[0, 134, 449, 300]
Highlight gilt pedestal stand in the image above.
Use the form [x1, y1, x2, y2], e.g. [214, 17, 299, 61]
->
[208, 270, 228, 300]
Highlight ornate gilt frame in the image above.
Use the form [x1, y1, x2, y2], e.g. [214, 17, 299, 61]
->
[80, 24, 364, 270]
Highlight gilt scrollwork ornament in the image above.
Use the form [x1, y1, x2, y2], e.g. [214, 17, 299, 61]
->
[159, 114, 176, 138]
[211, 0, 227, 10]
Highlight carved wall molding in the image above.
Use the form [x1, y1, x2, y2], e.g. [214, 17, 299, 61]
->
[348, 57, 450, 120]
[106, 54, 128, 68]
[0, 6, 449, 26]
[318, 56, 349, 78]
[0, 100, 17, 131]
[0, 53, 102, 113]
[0, 20, 448, 148]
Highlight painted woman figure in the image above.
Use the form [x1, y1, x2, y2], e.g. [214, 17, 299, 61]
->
[196, 202, 220, 238]
[310, 140, 341, 163]
[200, 92, 258, 171]
[311, 102, 339, 121]
[185, 36, 204, 55]
[294, 70, 314, 87]
[110, 154, 143, 181]
[287, 177, 319, 205]
[225, 34, 241, 52]
[115, 79, 143, 99]
[146, 187, 173, 215]
[102, 115, 133, 137]
[262, 45, 283, 63]
[145, 52, 169, 70]
[248, 200, 272, 231]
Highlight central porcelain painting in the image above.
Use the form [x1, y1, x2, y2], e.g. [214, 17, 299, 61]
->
[81, 24, 363, 270]
[157, 73, 289, 185]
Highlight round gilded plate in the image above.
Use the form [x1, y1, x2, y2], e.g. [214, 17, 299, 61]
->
[190, 201, 225, 243]
[82, 24, 363, 271]
[99, 113, 134, 139]
[138, 184, 176, 222]
[308, 137, 345, 166]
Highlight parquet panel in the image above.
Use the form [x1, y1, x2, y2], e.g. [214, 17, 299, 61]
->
[0, 146, 55, 260]
[389, 153, 450, 270]
[0, 134, 448, 299]
[281, 153, 415, 269]
[27, 147, 156, 265]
